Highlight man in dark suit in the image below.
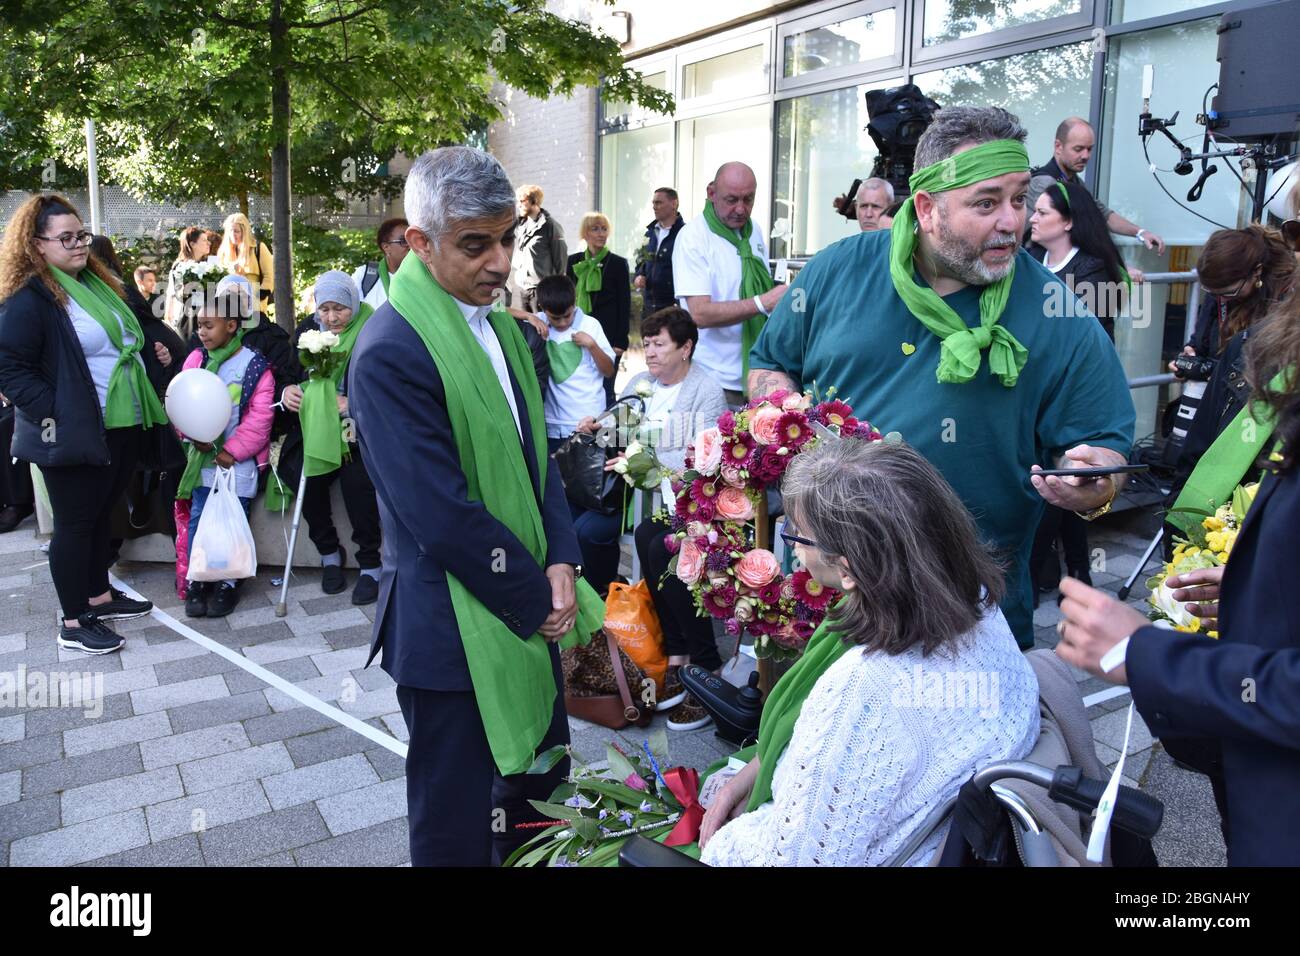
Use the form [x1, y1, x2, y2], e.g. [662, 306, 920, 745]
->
[347, 147, 583, 866]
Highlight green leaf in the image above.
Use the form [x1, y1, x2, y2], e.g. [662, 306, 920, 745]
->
[571, 817, 601, 842]
[527, 744, 568, 775]
[605, 744, 639, 784]
[504, 829, 568, 868]
[526, 799, 578, 822]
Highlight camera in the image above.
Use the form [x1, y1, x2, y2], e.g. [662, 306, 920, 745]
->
[1172, 353, 1217, 382]
[836, 178, 862, 220]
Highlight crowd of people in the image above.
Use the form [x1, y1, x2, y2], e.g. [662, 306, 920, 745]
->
[0, 99, 1296, 869]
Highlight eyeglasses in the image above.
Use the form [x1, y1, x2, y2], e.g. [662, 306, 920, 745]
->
[36, 231, 94, 250]
[380, 238, 408, 248]
[779, 520, 818, 551]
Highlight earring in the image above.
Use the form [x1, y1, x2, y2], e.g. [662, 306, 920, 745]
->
[1256, 279, 1264, 288]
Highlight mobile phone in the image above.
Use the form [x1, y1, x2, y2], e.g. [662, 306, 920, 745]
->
[1034, 464, 1149, 479]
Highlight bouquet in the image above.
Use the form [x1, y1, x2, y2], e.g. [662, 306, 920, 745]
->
[601, 378, 666, 492]
[297, 328, 343, 379]
[1147, 482, 1258, 636]
[505, 735, 702, 867]
[173, 260, 231, 316]
[668, 387, 886, 660]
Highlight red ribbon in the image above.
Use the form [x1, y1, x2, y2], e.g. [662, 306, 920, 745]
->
[662, 767, 704, 847]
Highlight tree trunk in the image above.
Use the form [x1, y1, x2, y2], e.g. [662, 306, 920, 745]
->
[239, 191, 249, 218]
[269, 1, 294, 332]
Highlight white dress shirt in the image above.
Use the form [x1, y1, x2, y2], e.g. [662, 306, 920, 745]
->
[452, 297, 523, 442]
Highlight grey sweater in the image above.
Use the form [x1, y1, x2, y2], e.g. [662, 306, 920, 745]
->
[620, 361, 729, 472]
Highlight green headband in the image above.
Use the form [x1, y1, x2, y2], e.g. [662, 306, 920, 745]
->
[1055, 181, 1071, 208]
[908, 139, 1030, 196]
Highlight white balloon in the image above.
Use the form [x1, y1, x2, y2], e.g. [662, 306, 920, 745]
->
[165, 368, 232, 443]
[1266, 161, 1299, 221]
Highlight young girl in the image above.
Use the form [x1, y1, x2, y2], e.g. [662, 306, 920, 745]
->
[176, 287, 275, 618]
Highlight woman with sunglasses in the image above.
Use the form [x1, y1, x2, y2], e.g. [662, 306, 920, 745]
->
[0, 194, 168, 654]
[351, 218, 410, 311]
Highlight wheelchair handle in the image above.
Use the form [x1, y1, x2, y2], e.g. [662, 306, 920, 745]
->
[971, 761, 1164, 840]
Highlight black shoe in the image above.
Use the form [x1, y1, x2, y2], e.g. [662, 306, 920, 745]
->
[351, 573, 379, 605]
[0, 504, 33, 533]
[92, 586, 154, 621]
[185, 582, 210, 618]
[321, 548, 347, 594]
[207, 582, 240, 618]
[57, 614, 125, 655]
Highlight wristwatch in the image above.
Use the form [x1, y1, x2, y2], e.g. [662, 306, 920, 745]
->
[1075, 476, 1118, 522]
[1135, 228, 1147, 243]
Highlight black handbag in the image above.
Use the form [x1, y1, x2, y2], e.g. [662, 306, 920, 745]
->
[552, 396, 643, 515]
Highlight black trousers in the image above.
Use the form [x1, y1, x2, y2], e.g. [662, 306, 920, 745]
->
[634, 516, 722, 670]
[43, 426, 142, 620]
[301, 448, 381, 568]
[1031, 504, 1090, 593]
[397, 643, 571, 866]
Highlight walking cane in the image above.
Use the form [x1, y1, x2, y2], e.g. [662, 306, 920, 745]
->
[274, 467, 310, 618]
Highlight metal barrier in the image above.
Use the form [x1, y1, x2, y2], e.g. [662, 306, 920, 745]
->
[1126, 269, 1198, 390]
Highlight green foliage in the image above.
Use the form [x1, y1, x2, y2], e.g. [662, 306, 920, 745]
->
[285, 220, 374, 295]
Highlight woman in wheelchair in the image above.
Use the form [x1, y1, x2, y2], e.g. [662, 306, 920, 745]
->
[697, 438, 1041, 866]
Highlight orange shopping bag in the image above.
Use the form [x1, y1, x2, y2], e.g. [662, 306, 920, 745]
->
[603, 580, 668, 691]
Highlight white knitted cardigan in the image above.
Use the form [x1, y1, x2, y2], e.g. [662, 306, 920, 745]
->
[701, 607, 1040, 867]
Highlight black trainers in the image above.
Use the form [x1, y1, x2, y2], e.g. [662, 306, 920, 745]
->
[0, 504, 33, 533]
[57, 614, 125, 655]
[185, 582, 211, 618]
[321, 548, 347, 595]
[351, 573, 379, 605]
[91, 586, 154, 622]
[207, 582, 240, 618]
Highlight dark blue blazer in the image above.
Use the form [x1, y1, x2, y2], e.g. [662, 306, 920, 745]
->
[346, 301, 582, 692]
[1127, 462, 1300, 865]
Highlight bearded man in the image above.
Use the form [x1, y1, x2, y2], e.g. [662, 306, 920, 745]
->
[749, 106, 1135, 648]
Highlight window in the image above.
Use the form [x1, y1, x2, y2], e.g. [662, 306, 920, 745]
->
[603, 70, 670, 125]
[775, 83, 892, 257]
[1109, 0, 1217, 23]
[676, 105, 773, 234]
[782, 5, 899, 80]
[681, 43, 769, 100]
[912, 40, 1094, 168]
[921, 0, 1087, 47]
[600, 124, 676, 262]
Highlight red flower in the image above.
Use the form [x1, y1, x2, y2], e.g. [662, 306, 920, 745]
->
[717, 410, 736, 436]
[813, 399, 854, 429]
[757, 578, 783, 605]
[791, 567, 833, 609]
[690, 477, 721, 505]
[749, 446, 788, 484]
[776, 411, 813, 448]
[701, 584, 738, 618]
[725, 431, 756, 468]
[663, 533, 681, 555]
[676, 493, 716, 523]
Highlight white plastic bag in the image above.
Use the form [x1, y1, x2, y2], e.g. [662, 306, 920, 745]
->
[189, 467, 257, 581]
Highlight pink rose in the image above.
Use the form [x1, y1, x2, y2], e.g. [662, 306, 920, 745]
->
[733, 598, 755, 623]
[693, 427, 723, 476]
[720, 462, 747, 488]
[715, 486, 754, 522]
[735, 549, 781, 590]
[782, 392, 810, 412]
[749, 405, 783, 446]
[676, 539, 705, 585]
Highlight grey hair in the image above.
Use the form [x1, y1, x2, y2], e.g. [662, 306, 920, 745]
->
[780, 438, 1005, 656]
[913, 106, 1027, 172]
[859, 177, 895, 203]
[404, 146, 516, 241]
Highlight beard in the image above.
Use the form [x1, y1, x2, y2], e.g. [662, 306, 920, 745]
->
[931, 208, 1021, 285]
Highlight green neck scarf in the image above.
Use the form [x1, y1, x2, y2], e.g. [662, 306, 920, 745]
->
[702, 202, 774, 388]
[299, 303, 374, 478]
[888, 139, 1031, 387]
[747, 609, 851, 811]
[387, 253, 605, 776]
[572, 246, 608, 314]
[545, 338, 583, 384]
[50, 266, 168, 428]
[176, 331, 245, 500]
[1167, 369, 1289, 536]
[378, 259, 390, 297]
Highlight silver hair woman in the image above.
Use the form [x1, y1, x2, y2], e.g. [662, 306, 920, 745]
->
[698, 437, 1041, 867]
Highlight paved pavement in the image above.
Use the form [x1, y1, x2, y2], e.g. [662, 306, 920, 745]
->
[0, 505, 1225, 866]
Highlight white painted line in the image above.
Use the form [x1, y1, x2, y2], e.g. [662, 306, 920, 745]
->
[110, 575, 407, 759]
[20, 561, 47, 571]
[1082, 685, 1131, 708]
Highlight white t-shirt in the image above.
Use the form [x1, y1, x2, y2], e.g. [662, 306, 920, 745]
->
[351, 263, 388, 311]
[671, 214, 770, 392]
[643, 378, 683, 445]
[541, 308, 615, 439]
[1042, 246, 1079, 274]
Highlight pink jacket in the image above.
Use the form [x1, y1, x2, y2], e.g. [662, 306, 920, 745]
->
[180, 348, 275, 471]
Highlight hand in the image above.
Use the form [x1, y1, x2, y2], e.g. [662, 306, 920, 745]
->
[336, 394, 348, 416]
[282, 384, 303, 412]
[537, 564, 577, 641]
[214, 450, 236, 468]
[759, 283, 789, 314]
[1168, 345, 1196, 377]
[1141, 230, 1166, 254]
[523, 313, 549, 339]
[1030, 445, 1122, 512]
[191, 440, 214, 453]
[831, 193, 850, 214]
[576, 417, 599, 435]
[1054, 576, 1148, 684]
[1166, 564, 1225, 626]
[571, 331, 596, 350]
[633, 274, 646, 290]
[154, 341, 173, 367]
[1128, 268, 1145, 284]
[604, 454, 627, 473]
[699, 759, 758, 849]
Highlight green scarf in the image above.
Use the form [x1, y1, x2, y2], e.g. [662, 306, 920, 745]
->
[701, 202, 774, 388]
[888, 139, 1031, 387]
[299, 303, 373, 478]
[747, 610, 851, 811]
[50, 266, 168, 428]
[545, 339, 584, 384]
[378, 259, 390, 297]
[572, 246, 608, 314]
[387, 253, 605, 776]
[176, 331, 245, 500]
[1166, 369, 1288, 536]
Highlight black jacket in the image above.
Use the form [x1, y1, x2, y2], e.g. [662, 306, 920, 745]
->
[0, 276, 111, 467]
[1171, 328, 1254, 499]
[1029, 245, 1117, 340]
[517, 318, 550, 394]
[634, 215, 686, 314]
[566, 251, 631, 352]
